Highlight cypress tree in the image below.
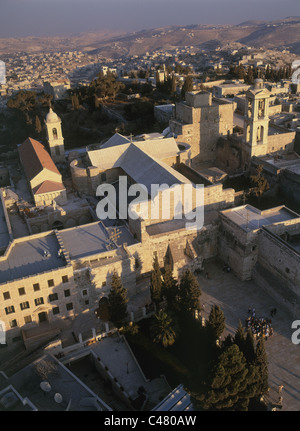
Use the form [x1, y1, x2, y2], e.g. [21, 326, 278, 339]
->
[178, 269, 201, 316]
[203, 344, 251, 411]
[244, 330, 256, 364]
[181, 75, 193, 100]
[72, 94, 80, 110]
[171, 74, 177, 94]
[234, 320, 246, 351]
[162, 265, 179, 311]
[254, 338, 269, 397]
[150, 254, 163, 308]
[108, 271, 128, 328]
[35, 115, 42, 134]
[207, 305, 226, 340]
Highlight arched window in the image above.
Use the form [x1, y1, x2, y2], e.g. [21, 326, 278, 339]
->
[258, 100, 265, 118]
[52, 128, 58, 140]
[257, 125, 264, 143]
[246, 125, 251, 142]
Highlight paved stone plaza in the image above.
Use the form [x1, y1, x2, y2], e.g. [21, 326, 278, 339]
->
[198, 259, 300, 411]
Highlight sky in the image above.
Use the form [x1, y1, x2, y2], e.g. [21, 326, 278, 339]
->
[0, 0, 299, 38]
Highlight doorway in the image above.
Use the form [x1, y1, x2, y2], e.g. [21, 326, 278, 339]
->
[38, 312, 48, 323]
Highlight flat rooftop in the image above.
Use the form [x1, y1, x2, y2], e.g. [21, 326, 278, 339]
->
[0, 233, 66, 285]
[58, 222, 136, 260]
[59, 222, 113, 260]
[221, 205, 299, 232]
[0, 196, 9, 250]
[6, 354, 111, 411]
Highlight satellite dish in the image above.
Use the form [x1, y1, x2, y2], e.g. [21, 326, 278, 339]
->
[40, 381, 51, 393]
[54, 393, 63, 404]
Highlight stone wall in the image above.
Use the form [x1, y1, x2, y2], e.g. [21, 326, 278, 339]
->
[0, 263, 75, 344]
[218, 214, 259, 280]
[170, 99, 236, 163]
[279, 168, 300, 206]
[267, 128, 296, 153]
[28, 203, 94, 234]
[254, 226, 300, 317]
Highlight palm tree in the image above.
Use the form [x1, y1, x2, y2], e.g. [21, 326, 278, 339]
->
[150, 310, 177, 348]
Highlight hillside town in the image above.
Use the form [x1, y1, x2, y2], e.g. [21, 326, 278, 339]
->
[0, 24, 300, 414]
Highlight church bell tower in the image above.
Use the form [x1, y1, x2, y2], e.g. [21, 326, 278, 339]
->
[243, 79, 270, 158]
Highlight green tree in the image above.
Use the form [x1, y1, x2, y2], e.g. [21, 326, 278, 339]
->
[234, 320, 246, 350]
[246, 66, 254, 85]
[7, 90, 37, 112]
[253, 338, 269, 397]
[203, 344, 251, 411]
[108, 271, 128, 328]
[150, 254, 163, 308]
[181, 75, 194, 100]
[38, 92, 53, 107]
[162, 265, 179, 311]
[171, 74, 177, 94]
[251, 164, 269, 202]
[207, 305, 226, 340]
[35, 115, 42, 134]
[244, 330, 256, 364]
[178, 269, 201, 316]
[150, 310, 177, 348]
[72, 94, 80, 110]
[237, 64, 246, 80]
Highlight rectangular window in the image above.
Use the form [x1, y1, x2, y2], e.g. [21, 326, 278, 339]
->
[66, 303, 73, 311]
[48, 279, 55, 287]
[62, 275, 69, 284]
[35, 297, 44, 306]
[20, 301, 30, 311]
[52, 307, 60, 315]
[18, 287, 26, 296]
[10, 319, 17, 328]
[64, 289, 70, 297]
[33, 283, 40, 292]
[3, 291, 10, 300]
[82, 289, 88, 296]
[5, 306, 15, 315]
[24, 315, 32, 324]
[49, 293, 58, 302]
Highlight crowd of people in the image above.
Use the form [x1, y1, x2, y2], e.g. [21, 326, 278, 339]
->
[245, 307, 274, 340]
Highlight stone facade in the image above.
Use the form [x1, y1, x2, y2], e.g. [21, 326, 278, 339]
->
[254, 220, 300, 317]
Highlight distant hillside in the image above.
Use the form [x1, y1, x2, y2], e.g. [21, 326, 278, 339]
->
[0, 17, 300, 57]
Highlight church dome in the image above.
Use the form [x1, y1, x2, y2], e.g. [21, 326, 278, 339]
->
[46, 108, 60, 123]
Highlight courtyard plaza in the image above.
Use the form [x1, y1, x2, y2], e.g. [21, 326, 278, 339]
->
[198, 259, 300, 412]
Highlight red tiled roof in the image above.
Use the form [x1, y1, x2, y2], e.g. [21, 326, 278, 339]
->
[32, 180, 65, 195]
[18, 137, 60, 181]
